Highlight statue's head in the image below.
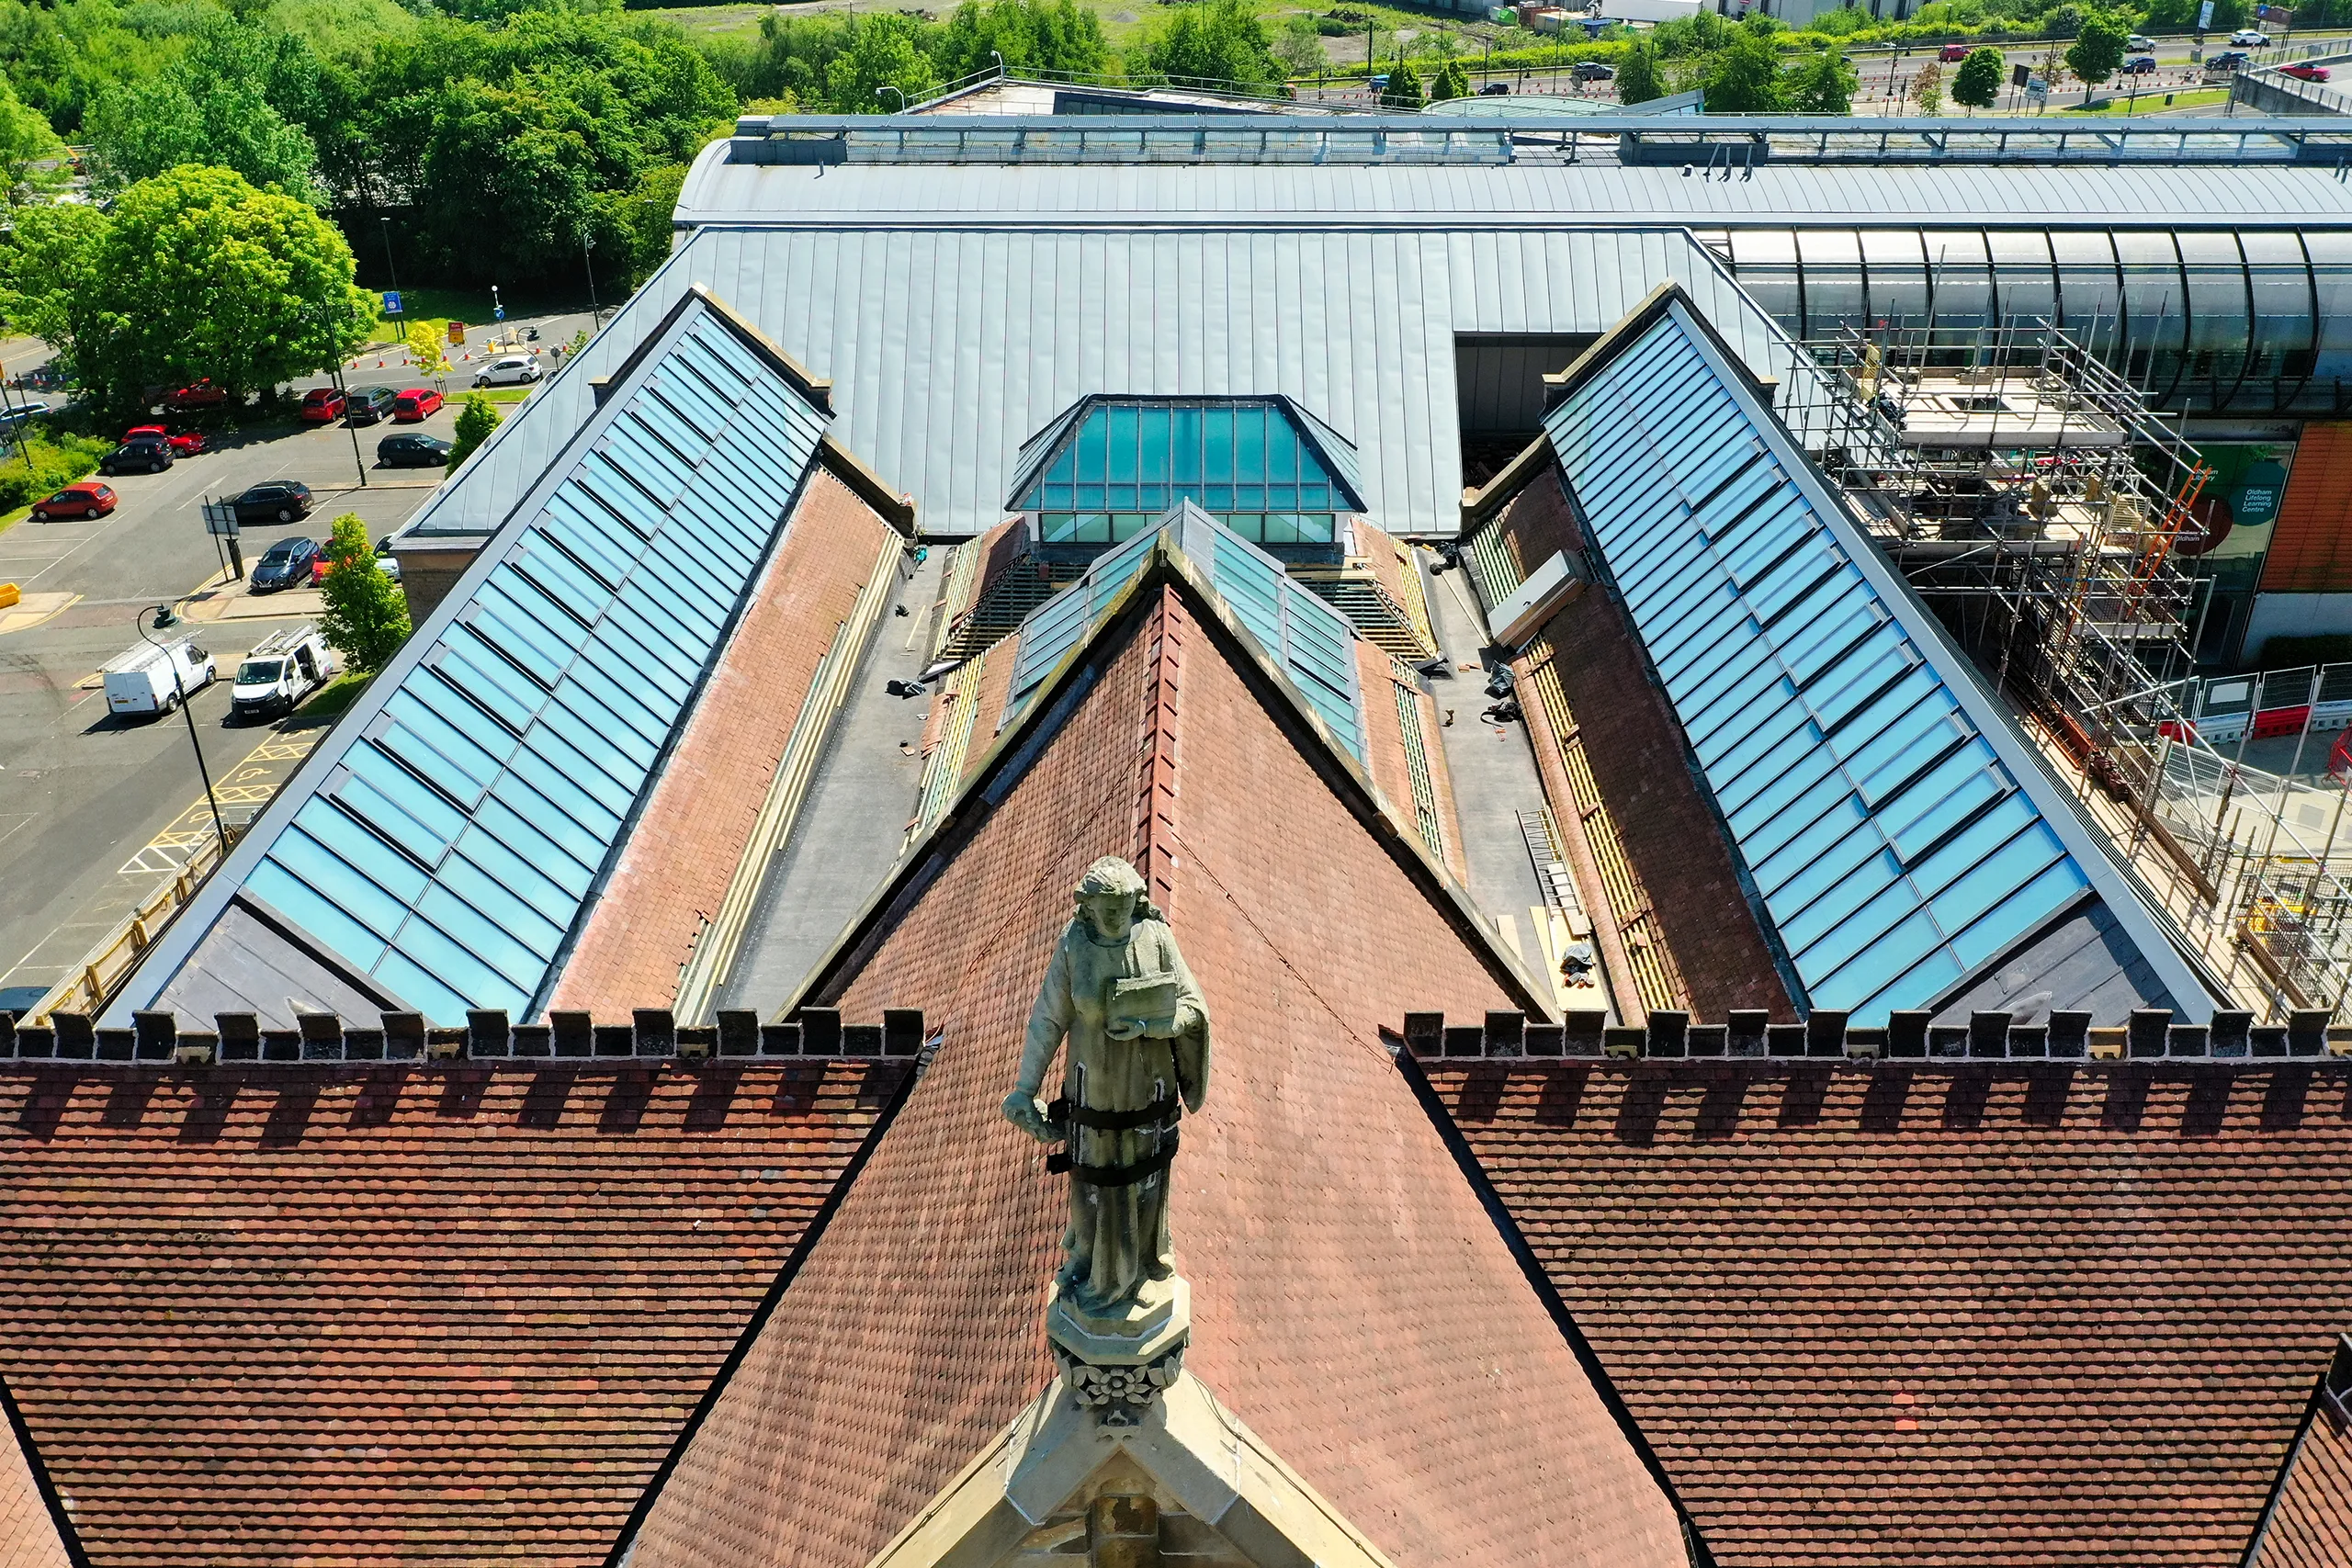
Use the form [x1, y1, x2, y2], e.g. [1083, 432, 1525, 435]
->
[1073, 856, 1158, 942]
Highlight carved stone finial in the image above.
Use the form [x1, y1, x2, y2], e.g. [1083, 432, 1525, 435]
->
[1002, 856, 1212, 1422]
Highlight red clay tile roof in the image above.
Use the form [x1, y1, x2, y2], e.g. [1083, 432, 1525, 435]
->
[552, 468, 901, 1011]
[626, 574, 1687, 1568]
[1422, 1057, 2352, 1568]
[2246, 1347, 2352, 1568]
[0, 1058, 908, 1568]
[0, 1382, 74, 1568]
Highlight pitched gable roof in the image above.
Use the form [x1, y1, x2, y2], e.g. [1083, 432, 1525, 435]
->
[618, 561, 1688, 1568]
[0, 1378, 75, 1568]
[1421, 1056, 2352, 1568]
[0, 1058, 907, 1568]
[2245, 1338, 2352, 1568]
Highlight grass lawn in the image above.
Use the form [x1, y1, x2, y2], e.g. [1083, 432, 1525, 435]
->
[302, 671, 375, 721]
[2056, 85, 2231, 113]
[479, 386, 537, 405]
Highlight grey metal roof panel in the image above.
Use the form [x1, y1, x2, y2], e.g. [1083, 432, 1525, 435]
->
[1926, 896, 2177, 1027]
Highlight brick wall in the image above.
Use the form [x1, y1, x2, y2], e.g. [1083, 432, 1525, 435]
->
[550, 468, 899, 1012]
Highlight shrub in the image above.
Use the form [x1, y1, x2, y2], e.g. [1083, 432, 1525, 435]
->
[0, 431, 115, 513]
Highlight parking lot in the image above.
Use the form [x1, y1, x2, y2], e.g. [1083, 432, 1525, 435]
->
[0, 310, 586, 1014]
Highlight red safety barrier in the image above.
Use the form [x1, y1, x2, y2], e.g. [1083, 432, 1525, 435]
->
[2254, 705, 2313, 739]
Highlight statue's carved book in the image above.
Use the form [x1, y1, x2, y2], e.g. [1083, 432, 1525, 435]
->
[1105, 974, 1182, 1028]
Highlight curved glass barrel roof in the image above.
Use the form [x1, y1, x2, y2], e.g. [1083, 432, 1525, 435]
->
[1544, 296, 2207, 1024]
[1699, 225, 2352, 417]
[130, 298, 832, 1026]
[1005, 500, 1365, 760]
[1007, 395, 1370, 549]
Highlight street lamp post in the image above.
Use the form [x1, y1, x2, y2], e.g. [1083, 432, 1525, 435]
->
[138, 604, 229, 856]
[314, 301, 368, 490]
[582, 232, 600, 324]
[377, 216, 401, 310]
[878, 84, 907, 110]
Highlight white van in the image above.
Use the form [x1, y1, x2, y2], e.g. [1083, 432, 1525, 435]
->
[102, 637, 216, 719]
[472, 355, 544, 389]
[231, 626, 334, 721]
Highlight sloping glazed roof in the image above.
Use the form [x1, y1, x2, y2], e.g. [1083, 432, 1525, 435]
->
[2246, 1339, 2352, 1568]
[114, 289, 836, 1028]
[1002, 392, 1370, 516]
[1539, 288, 2210, 1023]
[0, 1058, 909, 1568]
[1422, 1057, 2352, 1568]
[616, 559, 1688, 1568]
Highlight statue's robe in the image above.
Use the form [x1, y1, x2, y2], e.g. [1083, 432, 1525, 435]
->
[1016, 917, 1211, 1315]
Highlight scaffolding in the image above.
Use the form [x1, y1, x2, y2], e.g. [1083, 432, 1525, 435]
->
[1786, 316, 2352, 1020]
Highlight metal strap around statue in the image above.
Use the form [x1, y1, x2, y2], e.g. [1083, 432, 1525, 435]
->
[1047, 1128, 1181, 1187]
[1046, 1091, 1180, 1132]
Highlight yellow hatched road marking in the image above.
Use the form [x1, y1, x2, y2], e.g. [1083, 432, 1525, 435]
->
[111, 729, 328, 874]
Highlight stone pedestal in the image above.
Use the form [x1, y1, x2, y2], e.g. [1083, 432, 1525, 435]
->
[1047, 1277, 1190, 1427]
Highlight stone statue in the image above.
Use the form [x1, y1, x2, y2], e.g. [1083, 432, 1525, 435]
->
[1005, 857, 1209, 1413]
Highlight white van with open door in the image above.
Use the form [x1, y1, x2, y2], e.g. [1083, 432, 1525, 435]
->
[231, 626, 334, 721]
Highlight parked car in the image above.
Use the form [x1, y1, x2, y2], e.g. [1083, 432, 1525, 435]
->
[30, 481, 116, 521]
[376, 538, 403, 583]
[378, 433, 452, 468]
[1479, 80, 1511, 95]
[100, 437, 173, 475]
[231, 480, 314, 525]
[2281, 61, 2333, 80]
[471, 355, 544, 389]
[162, 378, 230, 412]
[1570, 60, 1614, 81]
[0, 400, 51, 429]
[100, 637, 214, 719]
[249, 536, 321, 592]
[125, 423, 206, 455]
[2123, 53, 2157, 73]
[2229, 28, 2270, 44]
[1939, 40, 1970, 61]
[2129, 32, 2154, 49]
[299, 387, 347, 423]
[230, 626, 334, 718]
[343, 386, 400, 425]
[391, 388, 445, 422]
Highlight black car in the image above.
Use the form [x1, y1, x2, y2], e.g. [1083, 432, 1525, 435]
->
[1479, 80, 1511, 95]
[101, 438, 173, 475]
[249, 536, 320, 592]
[1572, 60, 1614, 81]
[378, 433, 452, 468]
[343, 386, 400, 425]
[232, 481, 313, 525]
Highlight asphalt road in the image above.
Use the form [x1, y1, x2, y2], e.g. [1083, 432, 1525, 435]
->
[0, 307, 594, 1014]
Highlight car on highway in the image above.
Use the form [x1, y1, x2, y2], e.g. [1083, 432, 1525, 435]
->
[28, 481, 115, 521]
[100, 436, 174, 475]
[377, 432, 451, 468]
[471, 355, 544, 388]
[249, 536, 321, 592]
[162, 378, 230, 413]
[125, 423, 206, 455]
[1939, 41, 1970, 61]
[2205, 49, 2252, 73]
[2124, 53, 2157, 72]
[342, 386, 400, 425]
[230, 480, 314, 525]
[2281, 61, 2334, 80]
[1570, 60, 1614, 81]
[391, 387, 445, 422]
[299, 388, 347, 423]
[2129, 32, 2154, 49]
[2229, 28, 2270, 44]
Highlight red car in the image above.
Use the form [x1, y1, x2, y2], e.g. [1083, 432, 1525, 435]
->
[124, 423, 207, 456]
[2282, 62, 2333, 81]
[1939, 41, 1969, 61]
[163, 379, 230, 413]
[390, 388, 444, 423]
[29, 482, 116, 521]
[299, 388, 347, 423]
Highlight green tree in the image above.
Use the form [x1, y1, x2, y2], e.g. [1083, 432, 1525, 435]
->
[0, 201, 108, 367]
[317, 512, 411, 674]
[446, 390, 502, 472]
[1952, 44, 2004, 109]
[1701, 31, 1784, 112]
[1616, 39, 1667, 103]
[84, 20, 328, 204]
[37, 165, 373, 415]
[826, 12, 941, 109]
[617, 161, 689, 289]
[1133, 0, 1283, 88]
[931, 0, 1113, 84]
[0, 78, 61, 204]
[405, 321, 451, 385]
[1380, 58, 1425, 107]
[1273, 12, 1327, 76]
[2064, 12, 2127, 99]
[1782, 44, 1857, 112]
[1909, 57, 1943, 112]
[1430, 59, 1469, 100]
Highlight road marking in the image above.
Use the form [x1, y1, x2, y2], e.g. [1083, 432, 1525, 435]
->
[113, 726, 324, 874]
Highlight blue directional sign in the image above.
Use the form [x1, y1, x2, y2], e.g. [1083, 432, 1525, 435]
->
[382, 290, 402, 315]
[493, 306, 505, 321]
